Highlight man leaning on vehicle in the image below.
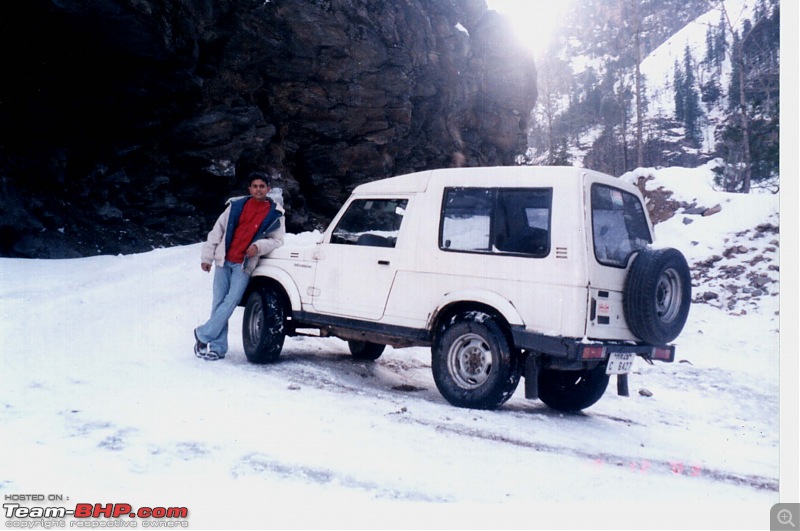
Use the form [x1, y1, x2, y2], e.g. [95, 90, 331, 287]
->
[193, 171, 285, 361]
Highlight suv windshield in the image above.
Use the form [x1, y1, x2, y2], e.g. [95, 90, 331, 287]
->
[591, 184, 651, 267]
[330, 198, 408, 248]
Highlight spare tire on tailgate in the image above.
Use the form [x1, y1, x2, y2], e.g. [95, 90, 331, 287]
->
[623, 247, 691, 344]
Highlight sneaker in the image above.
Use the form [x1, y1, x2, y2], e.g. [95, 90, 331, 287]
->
[194, 329, 208, 357]
[202, 351, 225, 361]
[194, 343, 206, 358]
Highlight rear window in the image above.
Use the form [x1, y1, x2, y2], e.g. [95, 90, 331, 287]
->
[591, 184, 651, 267]
[440, 188, 551, 257]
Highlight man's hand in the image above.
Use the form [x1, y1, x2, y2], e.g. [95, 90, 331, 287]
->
[245, 244, 259, 258]
[201, 262, 212, 272]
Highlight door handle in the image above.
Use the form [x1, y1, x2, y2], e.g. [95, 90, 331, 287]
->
[378, 260, 390, 265]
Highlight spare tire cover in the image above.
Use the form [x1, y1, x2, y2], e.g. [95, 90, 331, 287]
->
[623, 247, 692, 344]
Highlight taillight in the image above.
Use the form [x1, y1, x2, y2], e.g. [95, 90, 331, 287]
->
[653, 347, 673, 361]
[581, 345, 606, 359]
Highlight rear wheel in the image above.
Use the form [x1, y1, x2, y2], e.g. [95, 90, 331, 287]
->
[432, 313, 522, 410]
[242, 287, 286, 364]
[347, 340, 385, 361]
[538, 366, 609, 412]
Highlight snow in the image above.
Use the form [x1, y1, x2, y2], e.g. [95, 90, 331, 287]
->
[0, 165, 785, 529]
[570, 53, 606, 76]
[621, 161, 780, 258]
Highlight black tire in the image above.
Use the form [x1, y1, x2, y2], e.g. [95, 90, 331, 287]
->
[347, 340, 386, 361]
[623, 247, 691, 344]
[538, 366, 610, 412]
[242, 287, 286, 364]
[432, 313, 522, 410]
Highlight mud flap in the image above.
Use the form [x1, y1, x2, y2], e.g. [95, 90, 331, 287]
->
[524, 356, 539, 399]
[617, 373, 629, 396]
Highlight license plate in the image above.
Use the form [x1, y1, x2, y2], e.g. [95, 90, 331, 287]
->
[606, 352, 635, 374]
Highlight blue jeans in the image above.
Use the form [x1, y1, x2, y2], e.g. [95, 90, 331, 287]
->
[196, 261, 250, 355]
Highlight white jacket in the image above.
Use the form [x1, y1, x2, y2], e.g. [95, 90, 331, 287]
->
[201, 196, 285, 275]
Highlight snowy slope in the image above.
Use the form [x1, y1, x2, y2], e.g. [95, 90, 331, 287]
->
[639, 0, 755, 117]
[533, 0, 761, 167]
[639, 0, 758, 152]
[0, 164, 781, 529]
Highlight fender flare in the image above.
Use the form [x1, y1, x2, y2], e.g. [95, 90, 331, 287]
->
[428, 289, 525, 330]
[246, 266, 303, 312]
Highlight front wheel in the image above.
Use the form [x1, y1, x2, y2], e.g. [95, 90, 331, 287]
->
[432, 313, 521, 410]
[537, 366, 609, 412]
[242, 287, 286, 364]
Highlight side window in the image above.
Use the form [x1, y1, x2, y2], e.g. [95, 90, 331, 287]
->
[591, 184, 652, 267]
[440, 188, 493, 252]
[494, 189, 551, 256]
[330, 198, 408, 248]
[440, 188, 552, 257]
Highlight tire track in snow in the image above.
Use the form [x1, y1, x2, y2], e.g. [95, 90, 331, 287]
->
[401, 416, 778, 492]
[242, 347, 778, 493]
[231, 452, 450, 502]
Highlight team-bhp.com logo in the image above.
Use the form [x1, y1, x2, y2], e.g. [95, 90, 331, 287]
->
[4, 495, 189, 528]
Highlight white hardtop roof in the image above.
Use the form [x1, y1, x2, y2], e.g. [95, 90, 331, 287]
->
[351, 166, 621, 195]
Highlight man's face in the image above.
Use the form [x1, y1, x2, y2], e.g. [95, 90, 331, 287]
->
[249, 179, 269, 201]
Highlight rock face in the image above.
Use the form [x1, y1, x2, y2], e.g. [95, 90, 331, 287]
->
[0, 0, 537, 258]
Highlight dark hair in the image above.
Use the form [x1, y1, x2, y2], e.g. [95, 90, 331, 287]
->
[248, 171, 270, 186]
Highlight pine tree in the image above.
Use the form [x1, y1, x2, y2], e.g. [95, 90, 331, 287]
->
[682, 46, 702, 144]
[727, 32, 742, 112]
[549, 138, 572, 166]
[673, 59, 685, 122]
[530, 55, 573, 166]
[701, 79, 721, 107]
[631, 0, 645, 168]
[739, 1, 779, 185]
[715, 12, 727, 68]
[704, 27, 715, 66]
[717, 1, 755, 192]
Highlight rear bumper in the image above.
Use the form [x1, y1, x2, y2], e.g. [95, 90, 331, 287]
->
[511, 326, 675, 363]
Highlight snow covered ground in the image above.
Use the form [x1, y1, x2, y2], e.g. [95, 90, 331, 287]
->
[0, 164, 788, 529]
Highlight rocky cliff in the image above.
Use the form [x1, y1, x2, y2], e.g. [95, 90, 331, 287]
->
[0, 0, 537, 258]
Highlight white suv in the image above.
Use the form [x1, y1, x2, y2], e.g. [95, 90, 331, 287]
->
[240, 166, 691, 411]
